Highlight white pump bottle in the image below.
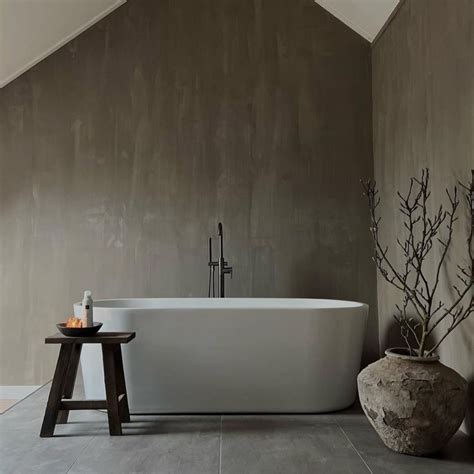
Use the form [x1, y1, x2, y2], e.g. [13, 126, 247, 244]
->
[81, 290, 94, 327]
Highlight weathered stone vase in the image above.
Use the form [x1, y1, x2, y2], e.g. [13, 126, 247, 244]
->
[357, 348, 467, 456]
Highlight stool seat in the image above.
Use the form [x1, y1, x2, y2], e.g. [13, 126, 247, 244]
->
[45, 332, 135, 344]
[40, 331, 135, 437]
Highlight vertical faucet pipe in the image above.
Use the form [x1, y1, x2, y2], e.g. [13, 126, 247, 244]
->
[218, 222, 225, 297]
[208, 238, 213, 297]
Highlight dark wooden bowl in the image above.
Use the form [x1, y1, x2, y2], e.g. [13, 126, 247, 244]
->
[56, 322, 103, 337]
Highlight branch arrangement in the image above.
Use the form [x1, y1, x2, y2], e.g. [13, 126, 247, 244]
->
[362, 169, 474, 357]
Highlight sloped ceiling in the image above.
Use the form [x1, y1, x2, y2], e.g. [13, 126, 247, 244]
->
[315, 0, 400, 42]
[0, 0, 397, 88]
[0, 0, 126, 88]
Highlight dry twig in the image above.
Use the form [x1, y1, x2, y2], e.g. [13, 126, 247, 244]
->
[361, 169, 474, 356]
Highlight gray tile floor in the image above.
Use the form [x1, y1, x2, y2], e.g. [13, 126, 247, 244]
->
[1, 383, 473, 474]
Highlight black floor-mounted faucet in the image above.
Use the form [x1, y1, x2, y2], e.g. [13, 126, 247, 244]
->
[208, 222, 233, 297]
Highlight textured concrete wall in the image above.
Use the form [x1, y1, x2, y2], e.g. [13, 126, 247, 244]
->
[372, 0, 474, 435]
[0, 0, 376, 385]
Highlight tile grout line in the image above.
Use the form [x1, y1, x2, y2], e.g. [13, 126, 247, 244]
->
[65, 435, 96, 474]
[0, 381, 50, 415]
[219, 415, 223, 474]
[337, 424, 373, 474]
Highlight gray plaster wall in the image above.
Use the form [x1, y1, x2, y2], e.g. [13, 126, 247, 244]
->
[372, 0, 474, 435]
[0, 0, 376, 385]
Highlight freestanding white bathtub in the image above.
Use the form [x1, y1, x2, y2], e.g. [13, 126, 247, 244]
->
[75, 298, 368, 413]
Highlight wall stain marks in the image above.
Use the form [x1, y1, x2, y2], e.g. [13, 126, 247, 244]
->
[0, 0, 376, 385]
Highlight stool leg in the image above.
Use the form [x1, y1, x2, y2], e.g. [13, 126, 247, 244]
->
[57, 343, 82, 424]
[40, 344, 73, 437]
[102, 344, 122, 435]
[113, 345, 131, 423]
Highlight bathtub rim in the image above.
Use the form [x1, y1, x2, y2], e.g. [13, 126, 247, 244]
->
[74, 297, 369, 312]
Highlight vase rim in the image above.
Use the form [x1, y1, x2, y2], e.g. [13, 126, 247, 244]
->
[385, 347, 440, 362]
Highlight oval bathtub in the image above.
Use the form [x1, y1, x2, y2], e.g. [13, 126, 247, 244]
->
[75, 298, 368, 413]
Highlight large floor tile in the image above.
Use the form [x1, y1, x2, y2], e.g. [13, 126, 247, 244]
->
[0, 385, 50, 433]
[221, 416, 370, 474]
[339, 418, 474, 474]
[68, 416, 220, 474]
[0, 429, 93, 474]
[0, 381, 100, 434]
[2, 382, 473, 474]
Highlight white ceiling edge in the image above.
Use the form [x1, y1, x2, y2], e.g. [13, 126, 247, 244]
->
[0, 0, 127, 89]
[314, 0, 400, 42]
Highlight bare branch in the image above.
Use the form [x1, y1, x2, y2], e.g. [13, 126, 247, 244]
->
[362, 169, 474, 357]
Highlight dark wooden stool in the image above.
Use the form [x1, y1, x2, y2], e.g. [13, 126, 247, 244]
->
[40, 332, 135, 437]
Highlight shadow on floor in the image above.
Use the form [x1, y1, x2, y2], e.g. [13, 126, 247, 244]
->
[434, 432, 474, 463]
